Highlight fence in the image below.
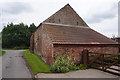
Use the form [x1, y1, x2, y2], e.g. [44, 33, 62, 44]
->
[82, 49, 120, 75]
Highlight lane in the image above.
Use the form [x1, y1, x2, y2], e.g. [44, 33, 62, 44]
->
[2, 50, 32, 78]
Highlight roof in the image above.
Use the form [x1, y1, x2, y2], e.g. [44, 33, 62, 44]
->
[42, 24, 118, 44]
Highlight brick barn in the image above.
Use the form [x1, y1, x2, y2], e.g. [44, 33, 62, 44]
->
[30, 4, 119, 64]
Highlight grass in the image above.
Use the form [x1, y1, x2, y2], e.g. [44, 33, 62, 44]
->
[0, 51, 6, 56]
[23, 50, 51, 75]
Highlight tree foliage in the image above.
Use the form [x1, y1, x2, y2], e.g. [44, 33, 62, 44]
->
[2, 22, 37, 49]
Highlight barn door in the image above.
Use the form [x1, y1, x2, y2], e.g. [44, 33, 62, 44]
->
[82, 49, 89, 66]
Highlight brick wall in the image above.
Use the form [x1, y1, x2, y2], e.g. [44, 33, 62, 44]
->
[44, 4, 88, 27]
[31, 24, 53, 64]
[53, 44, 119, 64]
[30, 34, 34, 53]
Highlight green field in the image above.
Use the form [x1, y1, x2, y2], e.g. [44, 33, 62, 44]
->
[23, 50, 51, 75]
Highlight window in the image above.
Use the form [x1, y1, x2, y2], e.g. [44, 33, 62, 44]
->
[59, 19, 60, 22]
[77, 22, 78, 25]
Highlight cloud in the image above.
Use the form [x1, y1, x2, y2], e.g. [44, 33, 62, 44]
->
[86, 3, 117, 24]
[0, 0, 118, 37]
[89, 16, 118, 37]
[118, 1, 120, 37]
[1, 2, 32, 15]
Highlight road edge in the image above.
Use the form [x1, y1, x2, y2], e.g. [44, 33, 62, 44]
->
[22, 52, 37, 80]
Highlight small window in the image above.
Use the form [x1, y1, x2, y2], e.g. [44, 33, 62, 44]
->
[77, 22, 79, 25]
[59, 19, 60, 22]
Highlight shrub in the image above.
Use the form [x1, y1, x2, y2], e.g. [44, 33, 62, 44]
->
[50, 55, 73, 73]
[50, 55, 88, 73]
[78, 64, 87, 70]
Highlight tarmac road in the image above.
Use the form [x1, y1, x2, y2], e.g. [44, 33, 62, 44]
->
[2, 50, 32, 78]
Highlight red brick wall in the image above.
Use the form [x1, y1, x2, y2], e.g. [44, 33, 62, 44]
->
[44, 4, 88, 26]
[53, 44, 119, 64]
[30, 25, 53, 64]
[30, 34, 34, 53]
[40, 28, 53, 64]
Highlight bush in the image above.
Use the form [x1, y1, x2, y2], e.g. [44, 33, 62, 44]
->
[50, 55, 87, 73]
[50, 55, 73, 73]
[78, 64, 87, 70]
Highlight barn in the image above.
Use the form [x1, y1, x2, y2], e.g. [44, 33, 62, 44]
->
[30, 4, 119, 65]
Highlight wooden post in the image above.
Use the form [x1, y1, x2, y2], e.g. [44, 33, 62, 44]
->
[82, 49, 89, 66]
[101, 54, 104, 70]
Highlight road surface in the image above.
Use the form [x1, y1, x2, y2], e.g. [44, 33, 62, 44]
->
[36, 69, 119, 78]
[2, 50, 32, 78]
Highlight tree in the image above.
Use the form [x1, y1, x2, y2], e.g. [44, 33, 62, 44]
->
[2, 22, 37, 49]
[29, 23, 36, 34]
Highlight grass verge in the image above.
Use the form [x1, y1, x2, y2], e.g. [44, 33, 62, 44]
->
[23, 50, 51, 75]
[0, 51, 6, 56]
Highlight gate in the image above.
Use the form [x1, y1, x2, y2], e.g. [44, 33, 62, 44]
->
[88, 52, 120, 75]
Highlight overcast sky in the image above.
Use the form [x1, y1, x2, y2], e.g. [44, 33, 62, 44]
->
[0, 0, 119, 37]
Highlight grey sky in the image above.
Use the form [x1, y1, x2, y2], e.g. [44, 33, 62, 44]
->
[0, 0, 119, 37]
[86, 3, 117, 23]
[2, 2, 32, 14]
[118, 2, 120, 37]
